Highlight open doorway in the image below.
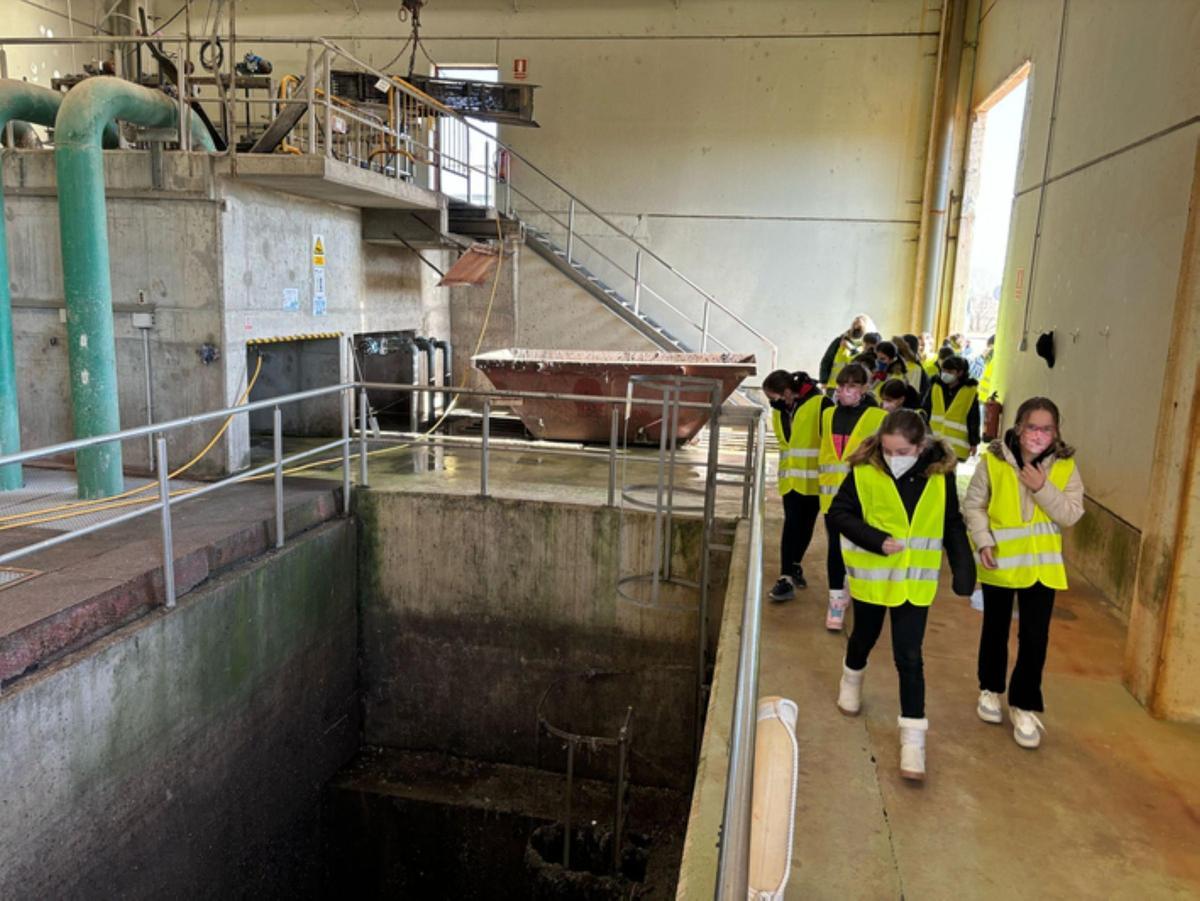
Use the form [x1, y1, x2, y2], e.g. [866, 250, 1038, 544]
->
[434, 65, 498, 206]
[950, 64, 1031, 354]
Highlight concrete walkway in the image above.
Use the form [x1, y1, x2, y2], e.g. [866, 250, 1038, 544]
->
[758, 507, 1200, 900]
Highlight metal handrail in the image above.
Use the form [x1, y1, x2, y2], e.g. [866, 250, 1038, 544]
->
[715, 410, 766, 897]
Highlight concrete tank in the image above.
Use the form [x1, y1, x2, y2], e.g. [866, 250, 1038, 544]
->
[471, 349, 757, 444]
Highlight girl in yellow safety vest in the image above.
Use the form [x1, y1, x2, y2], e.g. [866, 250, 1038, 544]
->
[817, 314, 877, 391]
[763, 370, 824, 602]
[829, 410, 976, 781]
[818, 364, 886, 631]
[963, 397, 1084, 750]
[921, 354, 981, 461]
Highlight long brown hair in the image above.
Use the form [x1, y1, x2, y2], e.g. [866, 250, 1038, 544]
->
[848, 410, 957, 474]
[1013, 396, 1075, 458]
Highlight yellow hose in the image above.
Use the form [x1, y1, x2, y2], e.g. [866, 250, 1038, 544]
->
[0, 355, 264, 529]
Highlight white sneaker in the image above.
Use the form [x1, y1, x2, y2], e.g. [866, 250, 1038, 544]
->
[898, 716, 928, 781]
[837, 663, 865, 716]
[1010, 707, 1045, 749]
[977, 690, 1002, 723]
[970, 588, 984, 612]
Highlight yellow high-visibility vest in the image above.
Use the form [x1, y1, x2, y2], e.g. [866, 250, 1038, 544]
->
[977, 452, 1074, 590]
[817, 405, 886, 513]
[840, 463, 947, 607]
[922, 357, 940, 378]
[828, 340, 858, 387]
[930, 382, 978, 461]
[979, 356, 995, 399]
[772, 398, 821, 497]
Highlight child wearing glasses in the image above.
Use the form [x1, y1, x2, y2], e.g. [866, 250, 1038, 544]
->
[962, 397, 1085, 749]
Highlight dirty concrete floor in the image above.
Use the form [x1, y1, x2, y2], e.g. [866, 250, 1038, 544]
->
[758, 505, 1200, 900]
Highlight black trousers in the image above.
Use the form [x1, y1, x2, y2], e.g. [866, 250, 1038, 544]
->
[780, 492, 820, 578]
[978, 582, 1056, 711]
[845, 600, 929, 719]
[825, 515, 846, 591]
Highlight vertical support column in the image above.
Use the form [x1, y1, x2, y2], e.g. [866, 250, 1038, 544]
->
[141, 326, 154, 467]
[563, 738, 575, 871]
[566, 198, 575, 264]
[649, 391, 670, 607]
[323, 49, 333, 159]
[633, 250, 642, 315]
[359, 388, 369, 488]
[341, 386, 351, 515]
[480, 398, 491, 497]
[272, 406, 285, 548]
[607, 405, 619, 508]
[156, 436, 176, 608]
[697, 383, 722, 756]
[305, 46, 316, 153]
[700, 299, 711, 351]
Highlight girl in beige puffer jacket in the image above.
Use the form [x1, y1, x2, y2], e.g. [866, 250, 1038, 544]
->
[963, 397, 1084, 749]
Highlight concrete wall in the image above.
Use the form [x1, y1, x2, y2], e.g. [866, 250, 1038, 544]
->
[357, 489, 730, 791]
[975, 0, 1200, 605]
[174, 0, 943, 373]
[4, 149, 450, 476]
[6, 150, 227, 475]
[0, 519, 359, 900]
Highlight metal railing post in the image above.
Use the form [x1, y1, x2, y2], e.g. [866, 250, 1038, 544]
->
[155, 436, 176, 608]
[341, 386, 351, 515]
[566, 198, 575, 264]
[607, 406, 619, 507]
[633, 250, 642, 315]
[305, 45, 316, 153]
[715, 414, 766, 898]
[323, 49, 333, 159]
[273, 406, 284, 549]
[480, 399, 491, 497]
[177, 47, 189, 151]
[701, 299, 712, 352]
[359, 388, 369, 488]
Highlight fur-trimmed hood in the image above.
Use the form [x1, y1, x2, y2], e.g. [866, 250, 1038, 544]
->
[919, 440, 958, 476]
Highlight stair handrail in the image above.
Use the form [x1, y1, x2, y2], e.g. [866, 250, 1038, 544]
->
[317, 39, 778, 367]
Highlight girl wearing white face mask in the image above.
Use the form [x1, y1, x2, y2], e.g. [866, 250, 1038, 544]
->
[828, 410, 976, 781]
[963, 397, 1084, 749]
[817, 364, 886, 631]
[921, 355, 981, 461]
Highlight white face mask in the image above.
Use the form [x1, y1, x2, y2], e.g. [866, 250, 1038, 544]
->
[886, 454, 919, 479]
[940, 371, 956, 384]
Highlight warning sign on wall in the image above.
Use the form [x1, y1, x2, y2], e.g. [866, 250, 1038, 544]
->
[513, 58, 528, 80]
[312, 234, 326, 267]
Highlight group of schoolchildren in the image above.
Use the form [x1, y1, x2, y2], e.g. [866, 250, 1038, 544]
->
[763, 314, 1084, 781]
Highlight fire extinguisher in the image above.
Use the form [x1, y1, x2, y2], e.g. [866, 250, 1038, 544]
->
[983, 393, 1003, 442]
[496, 148, 510, 183]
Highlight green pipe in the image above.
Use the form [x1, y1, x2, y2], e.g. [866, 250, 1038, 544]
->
[0, 79, 120, 490]
[55, 77, 214, 499]
[0, 81, 63, 490]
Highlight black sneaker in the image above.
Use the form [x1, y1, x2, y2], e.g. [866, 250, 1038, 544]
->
[792, 571, 808, 589]
[769, 577, 796, 602]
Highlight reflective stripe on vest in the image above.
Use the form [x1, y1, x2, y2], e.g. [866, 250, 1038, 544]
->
[840, 464, 947, 607]
[817, 405, 886, 512]
[977, 452, 1075, 590]
[931, 383, 978, 461]
[773, 399, 822, 496]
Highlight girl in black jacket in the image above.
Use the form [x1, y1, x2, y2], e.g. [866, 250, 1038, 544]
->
[828, 410, 976, 780]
